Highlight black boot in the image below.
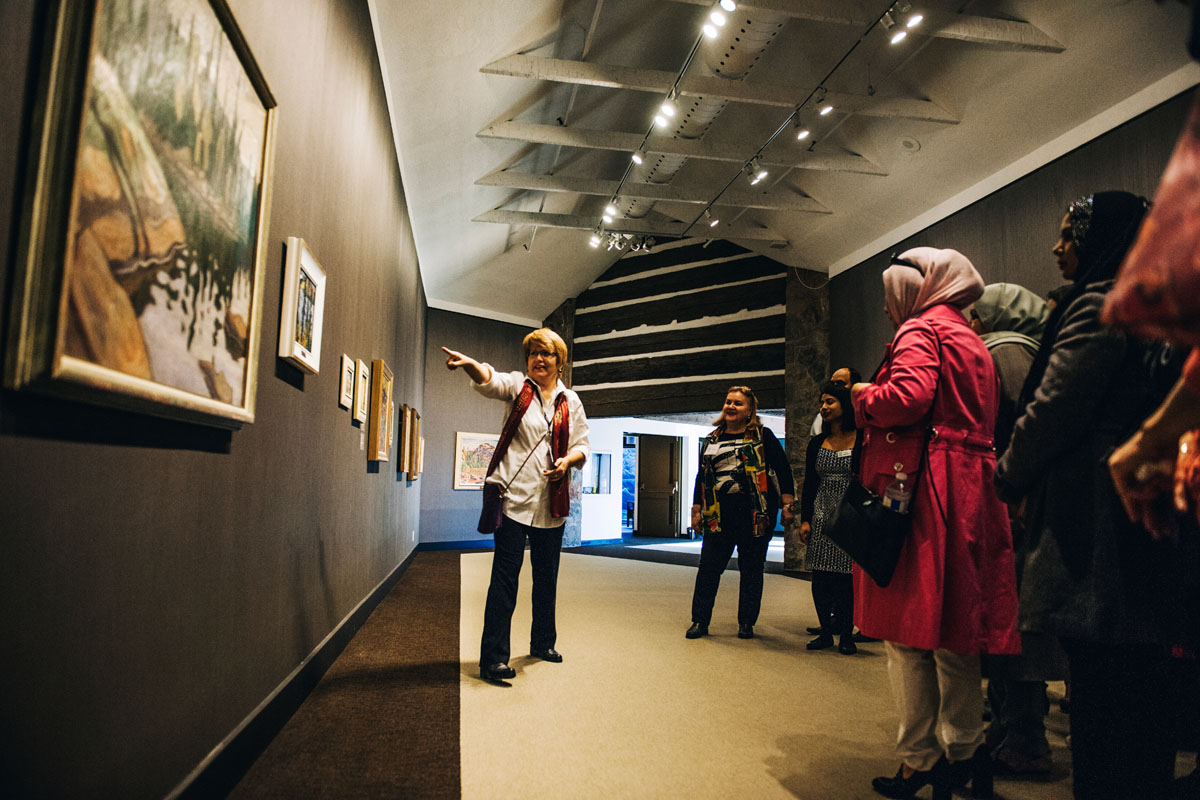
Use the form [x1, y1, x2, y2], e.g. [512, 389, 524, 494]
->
[932, 746, 992, 800]
[872, 762, 937, 799]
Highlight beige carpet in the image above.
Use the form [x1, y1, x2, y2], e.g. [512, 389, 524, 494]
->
[459, 552, 1077, 799]
[629, 538, 786, 563]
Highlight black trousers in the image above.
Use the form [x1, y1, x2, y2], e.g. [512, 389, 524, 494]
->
[1060, 637, 1174, 800]
[690, 500, 771, 626]
[810, 569, 854, 637]
[479, 515, 563, 668]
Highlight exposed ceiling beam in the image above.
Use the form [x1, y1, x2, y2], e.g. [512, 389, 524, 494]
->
[478, 121, 887, 175]
[665, 0, 1065, 52]
[476, 169, 832, 213]
[473, 209, 787, 242]
[481, 55, 959, 122]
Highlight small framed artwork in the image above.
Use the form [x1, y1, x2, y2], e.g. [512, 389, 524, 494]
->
[388, 400, 395, 447]
[278, 237, 326, 374]
[354, 359, 370, 423]
[398, 404, 412, 474]
[368, 359, 393, 462]
[454, 431, 499, 489]
[338, 354, 354, 409]
[3, 0, 277, 429]
[416, 436, 425, 479]
[407, 409, 422, 480]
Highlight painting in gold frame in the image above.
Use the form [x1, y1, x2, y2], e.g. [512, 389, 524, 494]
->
[407, 408, 421, 480]
[368, 359, 393, 462]
[4, 0, 277, 429]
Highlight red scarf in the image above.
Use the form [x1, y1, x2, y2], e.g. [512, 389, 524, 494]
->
[485, 379, 572, 518]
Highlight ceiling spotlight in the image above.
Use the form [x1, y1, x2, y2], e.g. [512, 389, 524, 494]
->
[602, 214, 613, 224]
[605, 203, 618, 216]
[589, 227, 601, 248]
[891, 30, 907, 44]
[819, 105, 833, 116]
[702, 23, 718, 38]
[796, 128, 810, 141]
[660, 100, 676, 118]
[744, 159, 767, 185]
[631, 150, 644, 165]
[710, 10, 726, 26]
[705, 209, 720, 227]
[720, 0, 736, 11]
[907, 13, 923, 28]
[654, 113, 669, 127]
[644, 236, 656, 249]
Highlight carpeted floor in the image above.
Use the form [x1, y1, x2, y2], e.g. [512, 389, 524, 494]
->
[227, 547, 1173, 799]
[229, 550, 461, 799]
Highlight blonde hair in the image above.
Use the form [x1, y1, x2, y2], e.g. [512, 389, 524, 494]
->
[711, 385, 762, 429]
[523, 327, 568, 370]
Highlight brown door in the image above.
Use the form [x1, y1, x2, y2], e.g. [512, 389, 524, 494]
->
[635, 434, 680, 537]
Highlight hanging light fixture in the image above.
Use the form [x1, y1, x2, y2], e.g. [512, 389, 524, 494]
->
[744, 159, 767, 185]
[631, 150, 644, 165]
[705, 209, 720, 227]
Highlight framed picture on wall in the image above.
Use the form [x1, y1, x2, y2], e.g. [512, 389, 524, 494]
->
[354, 359, 370, 423]
[338, 354, 354, 409]
[367, 359, 393, 462]
[407, 409, 421, 480]
[416, 436, 424, 479]
[278, 237, 326, 374]
[3, 0, 277, 429]
[453, 431, 498, 489]
[398, 404, 411, 474]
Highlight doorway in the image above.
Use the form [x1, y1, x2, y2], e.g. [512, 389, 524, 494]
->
[633, 433, 682, 537]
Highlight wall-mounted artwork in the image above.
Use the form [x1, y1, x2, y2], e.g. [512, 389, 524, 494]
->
[338, 354, 354, 409]
[368, 359, 393, 462]
[4, 0, 277, 429]
[398, 404, 411, 474]
[454, 431, 499, 490]
[416, 436, 425, 479]
[354, 359, 369, 423]
[407, 409, 421, 480]
[278, 237, 325, 374]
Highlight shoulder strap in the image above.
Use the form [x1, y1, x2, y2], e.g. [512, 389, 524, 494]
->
[484, 380, 536, 479]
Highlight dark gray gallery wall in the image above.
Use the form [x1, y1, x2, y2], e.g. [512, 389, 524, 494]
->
[420, 308, 527, 545]
[0, 1, 425, 797]
[829, 89, 1195, 375]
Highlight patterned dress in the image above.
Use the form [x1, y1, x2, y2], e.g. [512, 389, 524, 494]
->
[805, 448, 853, 573]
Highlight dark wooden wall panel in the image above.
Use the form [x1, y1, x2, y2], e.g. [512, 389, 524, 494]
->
[591, 240, 748, 283]
[574, 276, 785, 337]
[575, 316, 784, 361]
[574, 343, 785, 385]
[578, 255, 784, 308]
[579, 374, 786, 417]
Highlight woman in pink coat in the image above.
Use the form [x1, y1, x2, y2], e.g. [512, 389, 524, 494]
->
[850, 247, 1019, 800]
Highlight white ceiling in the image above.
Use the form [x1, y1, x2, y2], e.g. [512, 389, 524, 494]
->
[369, 0, 1198, 327]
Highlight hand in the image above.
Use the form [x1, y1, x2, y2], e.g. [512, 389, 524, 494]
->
[442, 346, 469, 370]
[690, 505, 701, 530]
[543, 457, 570, 482]
[1108, 428, 1177, 539]
[798, 521, 811, 544]
[780, 495, 795, 525]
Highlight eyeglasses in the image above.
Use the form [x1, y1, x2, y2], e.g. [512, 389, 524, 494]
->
[889, 253, 924, 274]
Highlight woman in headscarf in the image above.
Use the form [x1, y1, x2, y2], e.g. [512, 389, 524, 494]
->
[968, 284, 1063, 775]
[851, 247, 1019, 799]
[995, 192, 1179, 799]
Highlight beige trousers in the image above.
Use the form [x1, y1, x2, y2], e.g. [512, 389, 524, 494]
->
[885, 641, 985, 771]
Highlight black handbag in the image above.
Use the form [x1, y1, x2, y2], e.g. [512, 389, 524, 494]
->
[827, 479, 912, 588]
[477, 482, 505, 534]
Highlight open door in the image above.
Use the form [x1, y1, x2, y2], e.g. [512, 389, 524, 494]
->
[635, 434, 681, 537]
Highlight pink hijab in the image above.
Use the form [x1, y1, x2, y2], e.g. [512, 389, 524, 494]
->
[882, 247, 984, 325]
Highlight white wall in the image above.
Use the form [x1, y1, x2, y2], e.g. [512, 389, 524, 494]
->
[581, 415, 785, 542]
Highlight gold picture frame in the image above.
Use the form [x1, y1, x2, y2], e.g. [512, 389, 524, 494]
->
[368, 359, 393, 462]
[407, 408, 421, 480]
[4, 0, 277, 429]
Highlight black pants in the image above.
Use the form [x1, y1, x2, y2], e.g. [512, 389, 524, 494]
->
[985, 677, 1049, 756]
[690, 500, 771, 626]
[1060, 637, 1174, 800]
[810, 569, 854, 638]
[479, 515, 563, 668]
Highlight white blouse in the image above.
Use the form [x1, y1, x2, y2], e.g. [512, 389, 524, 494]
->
[473, 367, 590, 528]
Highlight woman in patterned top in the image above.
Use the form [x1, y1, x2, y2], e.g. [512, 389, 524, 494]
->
[798, 381, 860, 655]
[686, 386, 795, 640]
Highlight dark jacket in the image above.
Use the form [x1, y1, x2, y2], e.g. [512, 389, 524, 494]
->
[995, 283, 1176, 645]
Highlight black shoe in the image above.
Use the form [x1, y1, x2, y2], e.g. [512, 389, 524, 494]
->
[480, 662, 516, 681]
[685, 622, 708, 639]
[531, 647, 563, 662]
[806, 625, 825, 635]
[806, 634, 834, 650]
[853, 631, 880, 643]
[737, 624, 754, 639]
[932, 746, 992, 800]
[872, 764, 935, 799]
[838, 636, 858, 655]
